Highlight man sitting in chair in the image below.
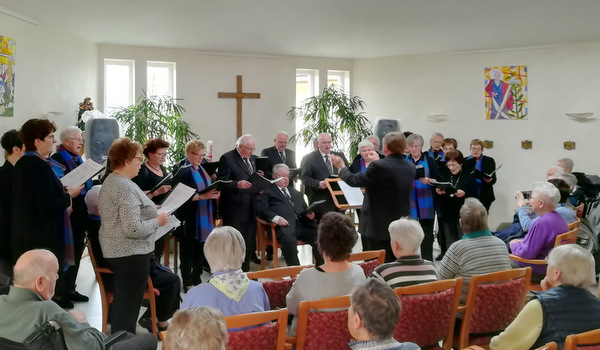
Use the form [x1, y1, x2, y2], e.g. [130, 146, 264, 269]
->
[491, 244, 600, 350]
[0, 249, 157, 350]
[257, 163, 323, 266]
[348, 278, 420, 350]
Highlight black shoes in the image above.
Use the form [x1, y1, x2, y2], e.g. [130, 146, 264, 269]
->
[66, 291, 89, 302]
[52, 297, 74, 309]
[250, 255, 261, 265]
[435, 254, 445, 261]
[266, 252, 274, 261]
[138, 317, 168, 334]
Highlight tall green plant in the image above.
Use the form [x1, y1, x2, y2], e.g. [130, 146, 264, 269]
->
[111, 92, 198, 167]
[287, 85, 371, 159]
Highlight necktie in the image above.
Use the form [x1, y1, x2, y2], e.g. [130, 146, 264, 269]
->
[282, 187, 292, 202]
[325, 154, 334, 175]
[280, 151, 286, 163]
[245, 158, 253, 174]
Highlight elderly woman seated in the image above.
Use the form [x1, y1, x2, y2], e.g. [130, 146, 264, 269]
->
[491, 244, 600, 350]
[286, 212, 366, 335]
[181, 226, 270, 316]
[165, 306, 228, 350]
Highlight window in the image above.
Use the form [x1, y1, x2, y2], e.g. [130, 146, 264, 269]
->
[327, 70, 350, 94]
[104, 59, 134, 114]
[295, 69, 319, 166]
[147, 61, 176, 98]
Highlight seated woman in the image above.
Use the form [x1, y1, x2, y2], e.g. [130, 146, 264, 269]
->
[286, 212, 366, 335]
[349, 138, 380, 173]
[181, 226, 270, 316]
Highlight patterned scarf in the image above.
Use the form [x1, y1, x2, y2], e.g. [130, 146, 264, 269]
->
[57, 145, 93, 195]
[407, 153, 435, 219]
[360, 158, 367, 172]
[187, 159, 214, 242]
[474, 157, 483, 193]
[24, 151, 75, 268]
[209, 270, 250, 302]
[427, 148, 444, 161]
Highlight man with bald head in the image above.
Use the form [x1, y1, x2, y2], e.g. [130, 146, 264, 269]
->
[261, 131, 297, 170]
[0, 249, 156, 349]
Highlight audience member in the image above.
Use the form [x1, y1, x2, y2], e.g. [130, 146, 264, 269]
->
[349, 138, 380, 173]
[558, 173, 582, 206]
[257, 163, 323, 266]
[545, 165, 565, 180]
[437, 198, 511, 303]
[509, 182, 569, 280]
[286, 212, 365, 335]
[547, 178, 578, 223]
[463, 139, 497, 212]
[348, 279, 421, 350]
[405, 133, 440, 261]
[427, 132, 444, 161]
[166, 306, 228, 350]
[0, 249, 157, 350]
[218, 134, 262, 271]
[557, 158, 573, 173]
[490, 244, 600, 350]
[371, 217, 437, 288]
[181, 226, 270, 316]
[333, 132, 414, 261]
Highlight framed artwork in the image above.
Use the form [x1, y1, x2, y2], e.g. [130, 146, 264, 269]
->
[0, 35, 16, 117]
[485, 65, 527, 120]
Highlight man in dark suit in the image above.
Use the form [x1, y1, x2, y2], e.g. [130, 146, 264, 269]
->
[300, 132, 348, 219]
[257, 164, 323, 266]
[331, 132, 415, 262]
[462, 138, 497, 212]
[217, 134, 262, 271]
[261, 131, 297, 170]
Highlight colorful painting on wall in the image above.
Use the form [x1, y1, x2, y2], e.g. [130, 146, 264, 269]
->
[0, 36, 16, 117]
[484, 65, 527, 120]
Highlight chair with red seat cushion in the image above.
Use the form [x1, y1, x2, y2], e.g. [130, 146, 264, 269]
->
[225, 309, 288, 350]
[294, 294, 352, 350]
[247, 265, 314, 309]
[393, 278, 462, 350]
[564, 328, 600, 350]
[347, 250, 386, 277]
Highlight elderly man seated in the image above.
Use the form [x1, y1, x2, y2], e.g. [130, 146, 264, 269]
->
[510, 182, 569, 280]
[490, 244, 600, 350]
[370, 217, 437, 288]
[437, 198, 511, 303]
[0, 249, 156, 349]
[348, 278, 421, 350]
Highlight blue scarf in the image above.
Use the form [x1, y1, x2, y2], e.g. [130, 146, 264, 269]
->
[360, 158, 367, 172]
[186, 159, 214, 242]
[406, 153, 435, 219]
[427, 148, 444, 161]
[57, 145, 93, 196]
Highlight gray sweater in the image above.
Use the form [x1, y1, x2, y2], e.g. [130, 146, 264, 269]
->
[99, 173, 158, 259]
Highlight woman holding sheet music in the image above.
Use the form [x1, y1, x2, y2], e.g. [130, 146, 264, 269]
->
[172, 139, 220, 291]
[98, 137, 170, 334]
[434, 150, 478, 249]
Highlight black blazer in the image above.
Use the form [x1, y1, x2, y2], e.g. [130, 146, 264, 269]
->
[463, 155, 497, 209]
[300, 150, 348, 214]
[0, 162, 14, 267]
[172, 162, 212, 238]
[257, 184, 316, 238]
[436, 170, 479, 220]
[261, 146, 297, 171]
[217, 149, 257, 223]
[339, 154, 415, 241]
[51, 151, 91, 226]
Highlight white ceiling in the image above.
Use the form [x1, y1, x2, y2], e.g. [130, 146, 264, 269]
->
[2, 0, 600, 59]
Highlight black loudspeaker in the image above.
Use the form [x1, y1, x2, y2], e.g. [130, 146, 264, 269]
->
[373, 117, 402, 152]
[85, 117, 119, 164]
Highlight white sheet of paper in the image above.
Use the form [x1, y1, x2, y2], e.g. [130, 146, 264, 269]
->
[158, 183, 196, 214]
[155, 215, 181, 241]
[60, 159, 104, 188]
[338, 180, 364, 207]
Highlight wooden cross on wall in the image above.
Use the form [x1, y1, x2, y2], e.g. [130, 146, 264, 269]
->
[218, 75, 261, 138]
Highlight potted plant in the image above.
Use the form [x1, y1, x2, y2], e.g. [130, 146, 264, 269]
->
[111, 92, 198, 167]
[287, 84, 371, 159]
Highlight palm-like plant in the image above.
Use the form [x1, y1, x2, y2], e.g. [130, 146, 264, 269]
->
[287, 84, 371, 159]
[111, 92, 198, 167]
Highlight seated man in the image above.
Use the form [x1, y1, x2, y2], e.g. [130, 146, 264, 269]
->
[166, 306, 228, 350]
[437, 198, 511, 303]
[510, 182, 569, 279]
[490, 244, 600, 350]
[348, 278, 420, 350]
[0, 249, 156, 350]
[371, 217, 437, 288]
[257, 163, 323, 266]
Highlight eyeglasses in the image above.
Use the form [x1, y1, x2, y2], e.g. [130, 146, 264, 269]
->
[66, 137, 85, 144]
[154, 152, 167, 157]
[133, 156, 143, 162]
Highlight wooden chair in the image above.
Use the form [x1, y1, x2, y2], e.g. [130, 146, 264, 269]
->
[256, 218, 310, 270]
[575, 203, 585, 219]
[225, 309, 288, 350]
[393, 278, 463, 350]
[293, 294, 352, 350]
[247, 265, 314, 309]
[455, 267, 532, 350]
[162, 234, 179, 274]
[159, 331, 167, 349]
[564, 328, 600, 350]
[463, 345, 557, 350]
[86, 239, 159, 335]
[568, 219, 581, 230]
[347, 250, 386, 277]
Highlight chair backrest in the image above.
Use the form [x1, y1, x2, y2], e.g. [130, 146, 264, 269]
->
[575, 203, 585, 219]
[568, 219, 581, 230]
[564, 328, 600, 350]
[225, 309, 288, 350]
[535, 342, 558, 350]
[247, 266, 314, 309]
[295, 294, 352, 350]
[347, 250, 386, 277]
[458, 267, 532, 349]
[393, 278, 462, 350]
[554, 228, 579, 247]
[0, 321, 66, 350]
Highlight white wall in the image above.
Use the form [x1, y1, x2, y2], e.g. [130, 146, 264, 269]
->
[353, 41, 600, 228]
[0, 13, 97, 163]
[98, 44, 352, 161]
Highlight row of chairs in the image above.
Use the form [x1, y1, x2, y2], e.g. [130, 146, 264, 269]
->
[466, 326, 600, 349]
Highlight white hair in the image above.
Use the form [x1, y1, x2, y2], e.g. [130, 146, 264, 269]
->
[558, 173, 578, 188]
[430, 132, 444, 141]
[533, 181, 560, 209]
[388, 217, 424, 254]
[59, 126, 82, 143]
[235, 134, 254, 148]
[547, 244, 595, 289]
[459, 198, 489, 233]
[204, 226, 246, 272]
[358, 139, 375, 151]
[272, 163, 289, 175]
[406, 133, 424, 148]
[366, 135, 379, 147]
[547, 166, 565, 179]
[276, 131, 288, 137]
